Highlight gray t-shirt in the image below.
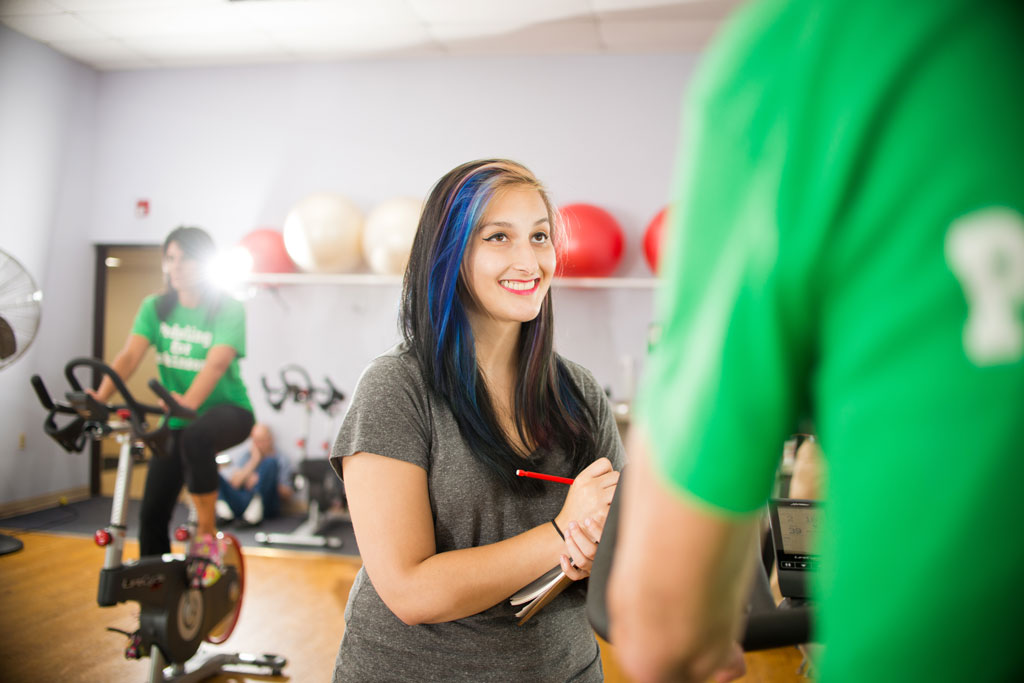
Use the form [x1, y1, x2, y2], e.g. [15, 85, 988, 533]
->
[329, 344, 625, 682]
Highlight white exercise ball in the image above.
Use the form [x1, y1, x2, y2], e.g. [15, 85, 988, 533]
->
[283, 192, 364, 273]
[362, 197, 424, 275]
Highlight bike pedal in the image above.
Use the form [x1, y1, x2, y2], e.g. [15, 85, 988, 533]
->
[187, 558, 222, 588]
[124, 633, 142, 660]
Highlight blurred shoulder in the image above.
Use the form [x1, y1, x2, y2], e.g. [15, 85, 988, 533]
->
[138, 294, 160, 311]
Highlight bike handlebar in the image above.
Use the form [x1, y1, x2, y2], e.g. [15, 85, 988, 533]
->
[31, 374, 55, 411]
[262, 363, 345, 414]
[261, 375, 286, 411]
[318, 376, 346, 412]
[262, 364, 313, 411]
[145, 378, 195, 420]
[32, 357, 197, 455]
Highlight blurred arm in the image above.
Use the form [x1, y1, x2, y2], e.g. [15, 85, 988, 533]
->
[228, 449, 261, 490]
[91, 334, 150, 402]
[177, 344, 236, 411]
[608, 428, 758, 683]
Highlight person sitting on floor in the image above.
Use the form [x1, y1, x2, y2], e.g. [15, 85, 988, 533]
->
[217, 423, 293, 526]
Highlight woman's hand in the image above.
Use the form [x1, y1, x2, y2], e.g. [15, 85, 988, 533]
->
[560, 515, 605, 580]
[555, 456, 618, 574]
[556, 457, 618, 527]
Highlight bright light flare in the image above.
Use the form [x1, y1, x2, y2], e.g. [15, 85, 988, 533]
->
[207, 246, 254, 292]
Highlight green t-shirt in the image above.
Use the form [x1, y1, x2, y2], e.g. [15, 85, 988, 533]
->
[637, 1, 1024, 680]
[132, 294, 253, 427]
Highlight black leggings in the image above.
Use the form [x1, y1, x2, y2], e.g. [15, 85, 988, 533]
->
[139, 404, 254, 556]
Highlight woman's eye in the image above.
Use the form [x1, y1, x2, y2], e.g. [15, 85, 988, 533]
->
[532, 232, 550, 243]
[484, 233, 508, 242]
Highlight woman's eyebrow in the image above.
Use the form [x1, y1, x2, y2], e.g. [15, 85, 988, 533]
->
[480, 217, 550, 230]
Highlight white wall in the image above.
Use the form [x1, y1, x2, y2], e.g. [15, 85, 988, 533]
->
[0, 25, 99, 505]
[88, 54, 695, 460]
[4, 45, 697, 501]
[89, 56, 694, 250]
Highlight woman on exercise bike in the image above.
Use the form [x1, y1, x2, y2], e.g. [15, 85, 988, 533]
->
[91, 226, 254, 586]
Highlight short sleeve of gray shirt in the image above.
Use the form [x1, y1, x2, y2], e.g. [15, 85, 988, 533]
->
[329, 344, 625, 682]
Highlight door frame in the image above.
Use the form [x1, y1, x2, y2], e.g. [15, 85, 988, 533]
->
[90, 243, 161, 496]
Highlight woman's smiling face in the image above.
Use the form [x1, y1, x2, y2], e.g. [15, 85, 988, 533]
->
[463, 185, 556, 329]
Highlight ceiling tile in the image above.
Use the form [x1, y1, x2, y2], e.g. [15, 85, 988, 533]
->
[0, 0, 63, 16]
[438, 19, 601, 56]
[408, 0, 589, 26]
[50, 0, 219, 9]
[234, 0, 419, 30]
[119, 31, 286, 60]
[1, 12, 107, 41]
[1, 0, 732, 69]
[270, 23, 434, 53]
[290, 42, 446, 62]
[75, 4, 252, 37]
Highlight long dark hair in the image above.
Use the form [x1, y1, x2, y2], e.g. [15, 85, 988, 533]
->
[401, 159, 599, 495]
[156, 226, 222, 322]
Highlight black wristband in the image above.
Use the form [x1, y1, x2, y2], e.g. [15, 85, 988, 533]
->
[551, 519, 565, 541]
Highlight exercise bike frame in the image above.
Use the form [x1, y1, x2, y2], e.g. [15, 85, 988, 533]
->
[32, 358, 286, 681]
[97, 426, 245, 664]
[257, 364, 347, 549]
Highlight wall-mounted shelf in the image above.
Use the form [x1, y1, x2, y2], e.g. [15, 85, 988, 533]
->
[244, 273, 659, 289]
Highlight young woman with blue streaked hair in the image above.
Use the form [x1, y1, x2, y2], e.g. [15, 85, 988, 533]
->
[328, 159, 624, 682]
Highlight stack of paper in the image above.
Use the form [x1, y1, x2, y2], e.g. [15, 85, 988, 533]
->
[509, 566, 574, 624]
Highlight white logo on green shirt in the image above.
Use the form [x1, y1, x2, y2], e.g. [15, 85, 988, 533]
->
[156, 322, 212, 372]
[946, 208, 1024, 366]
[159, 322, 213, 348]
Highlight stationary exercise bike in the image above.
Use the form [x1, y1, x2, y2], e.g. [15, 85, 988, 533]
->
[31, 357, 286, 682]
[257, 364, 347, 549]
[587, 467, 814, 653]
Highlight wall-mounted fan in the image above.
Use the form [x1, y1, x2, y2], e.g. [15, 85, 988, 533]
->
[0, 249, 42, 371]
[0, 249, 42, 555]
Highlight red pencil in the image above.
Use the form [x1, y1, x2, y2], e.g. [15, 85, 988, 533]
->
[515, 469, 574, 485]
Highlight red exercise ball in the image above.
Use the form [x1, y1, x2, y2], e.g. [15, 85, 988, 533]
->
[643, 206, 668, 274]
[239, 228, 295, 273]
[556, 203, 625, 277]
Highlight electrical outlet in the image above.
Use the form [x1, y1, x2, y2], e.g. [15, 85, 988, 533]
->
[18, 432, 26, 450]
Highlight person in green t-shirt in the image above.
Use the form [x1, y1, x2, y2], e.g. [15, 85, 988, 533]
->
[607, 1, 1024, 681]
[92, 227, 254, 587]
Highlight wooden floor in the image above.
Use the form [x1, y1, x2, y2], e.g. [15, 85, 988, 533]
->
[0, 530, 805, 682]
